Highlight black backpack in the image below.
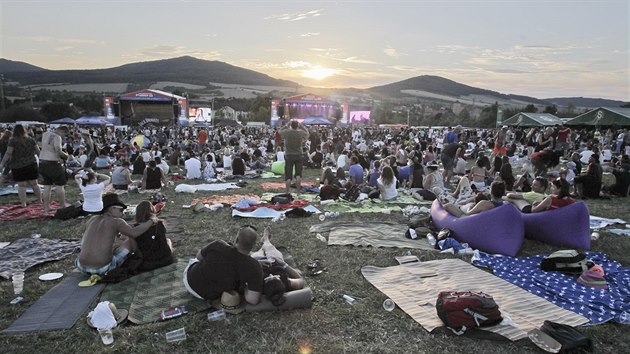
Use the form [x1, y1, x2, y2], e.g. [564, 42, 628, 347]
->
[540, 250, 591, 274]
[341, 185, 360, 202]
[271, 193, 294, 205]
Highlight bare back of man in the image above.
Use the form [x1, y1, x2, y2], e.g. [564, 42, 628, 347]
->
[79, 213, 154, 269]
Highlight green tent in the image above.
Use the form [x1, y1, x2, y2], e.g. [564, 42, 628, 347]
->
[502, 112, 564, 127]
[566, 107, 630, 126]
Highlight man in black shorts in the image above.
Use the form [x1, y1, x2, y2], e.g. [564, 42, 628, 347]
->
[280, 121, 309, 196]
[39, 126, 70, 211]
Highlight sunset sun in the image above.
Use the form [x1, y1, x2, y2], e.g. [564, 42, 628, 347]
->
[301, 66, 335, 80]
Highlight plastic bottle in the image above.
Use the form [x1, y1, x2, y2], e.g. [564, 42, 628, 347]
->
[316, 233, 327, 243]
[426, 233, 437, 246]
[207, 309, 226, 322]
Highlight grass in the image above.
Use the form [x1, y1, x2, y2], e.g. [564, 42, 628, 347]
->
[1, 167, 629, 353]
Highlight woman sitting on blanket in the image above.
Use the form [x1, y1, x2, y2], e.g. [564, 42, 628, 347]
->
[251, 226, 305, 306]
[531, 177, 575, 213]
[321, 167, 342, 188]
[442, 180, 506, 217]
[368, 165, 398, 201]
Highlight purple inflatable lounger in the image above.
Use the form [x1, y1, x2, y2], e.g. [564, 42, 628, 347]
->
[430, 200, 525, 256]
[521, 201, 590, 249]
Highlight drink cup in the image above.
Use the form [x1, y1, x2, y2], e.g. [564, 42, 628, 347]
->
[12, 271, 24, 295]
[98, 328, 114, 345]
[165, 327, 186, 343]
[383, 298, 395, 312]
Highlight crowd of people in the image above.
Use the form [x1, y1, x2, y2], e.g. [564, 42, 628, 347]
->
[0, 120, 628, 306]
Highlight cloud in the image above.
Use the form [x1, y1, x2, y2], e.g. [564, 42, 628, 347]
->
[122, 46, 221, 61]
[265, 9, 323, 22]
[383, 47, 402, 58]
[55, 46, 73, 52]
[389, 65, 422, 72]
[300, 32, 320, 37]
[26, 36, 100, 45]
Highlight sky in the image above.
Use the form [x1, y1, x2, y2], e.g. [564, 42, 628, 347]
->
[1, 0, 629, 101]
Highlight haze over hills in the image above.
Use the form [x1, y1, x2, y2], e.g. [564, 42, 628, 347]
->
[0, 56, 626, 108]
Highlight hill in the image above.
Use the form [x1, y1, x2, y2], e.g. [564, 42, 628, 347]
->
[545, 97, 628, 109]
[0, 59, 46, 73]
[0, 56, 298, 87]
[368, 75, 549, 105]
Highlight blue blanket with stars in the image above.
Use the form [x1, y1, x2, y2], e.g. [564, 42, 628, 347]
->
[473, 252, 630, 325]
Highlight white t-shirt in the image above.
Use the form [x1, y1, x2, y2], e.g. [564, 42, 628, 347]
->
[377, 177, 398, 201]
[580, 150, 594, 164]
[337, 155, 347, 170]
[276, 151, 285, 162]
[185, 158, 202, 179]
[80, 182, 105, 213]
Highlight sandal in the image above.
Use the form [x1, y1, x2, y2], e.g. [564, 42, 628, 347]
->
[78, 274, 102, 287]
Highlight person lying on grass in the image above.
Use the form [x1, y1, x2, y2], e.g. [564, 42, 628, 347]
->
[251, 226, 305, 306]
[441, 181, 506, 217]
[183, 225, 263, 305]
[75, 193, 157, 278]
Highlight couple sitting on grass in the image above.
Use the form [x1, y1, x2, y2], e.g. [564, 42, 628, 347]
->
[436, 175, 574, 217]
[183, 225, 307, 310]
[75, 193, 173, 286]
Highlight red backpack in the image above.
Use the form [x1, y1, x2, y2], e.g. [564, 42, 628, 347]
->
[436, 291, 502, 334]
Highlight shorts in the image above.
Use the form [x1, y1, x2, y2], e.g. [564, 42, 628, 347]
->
[75, 248, 130, 275]
[12, 163, 39, 182]
[472, 181, 487, 190]
[39, 160, 67, 186]
[441, 154, 454, 170]
[182, 259, 204, 300]
[284, 154, 303, 180]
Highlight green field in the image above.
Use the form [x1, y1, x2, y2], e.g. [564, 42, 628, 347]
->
[1, 167, 629, 353]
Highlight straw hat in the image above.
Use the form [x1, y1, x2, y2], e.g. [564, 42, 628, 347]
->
[212, 291, 246, 314]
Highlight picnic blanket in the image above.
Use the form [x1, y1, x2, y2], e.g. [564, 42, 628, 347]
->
[361, 258, 589, 341]
[0, 186, 35, 196]
[590, 215, 627, 229]
[472, 251, 630, 325]
[608, 228, 630, 237]
[99, 258, 211, 324]
[233, 200, 309, 212]
[232, 205, 321, 219]
[2, 273, 105, 333]
[310, 221, 434, 250]
[190, 194, 260, 207]
[175, 183, 240, 193]
[260, 181, 316, 190]
[0, 238, 80, 279]
[321, 201, 403, 214]
[260, 172, 281, 179]
[0, 202, 58, 221]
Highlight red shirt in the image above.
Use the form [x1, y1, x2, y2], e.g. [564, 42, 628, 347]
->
[557, 127, 570, 143]
[197, 130, 208, 145]
[550, 195, 574, 209]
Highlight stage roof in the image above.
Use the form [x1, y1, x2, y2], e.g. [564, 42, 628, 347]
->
[118, 89, 184, 102]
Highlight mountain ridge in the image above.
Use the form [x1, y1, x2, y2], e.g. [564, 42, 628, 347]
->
[0, 56, 626, 108]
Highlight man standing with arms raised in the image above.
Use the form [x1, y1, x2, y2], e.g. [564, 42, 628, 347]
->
[39, 126, 71, 211]
[280, 121, 309, 197]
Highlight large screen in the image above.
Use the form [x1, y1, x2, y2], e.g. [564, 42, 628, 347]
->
[349, 111, 371, 124]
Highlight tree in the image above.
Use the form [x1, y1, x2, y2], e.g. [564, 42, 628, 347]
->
[252, 107, 269, 122]
[0, 105, 45, 123]
[40, 102, 77, 121]
[543, 104, 558, 114]
[523, 104, 538, 113]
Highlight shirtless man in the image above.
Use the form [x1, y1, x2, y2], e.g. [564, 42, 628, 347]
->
[75, 193, 157, 278]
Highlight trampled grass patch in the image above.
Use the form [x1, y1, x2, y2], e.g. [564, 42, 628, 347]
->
[1, 167, 629, 353]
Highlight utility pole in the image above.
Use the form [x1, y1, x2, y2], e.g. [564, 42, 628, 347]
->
[0, 74, 5, 112]
[407, 108, 410, 127]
